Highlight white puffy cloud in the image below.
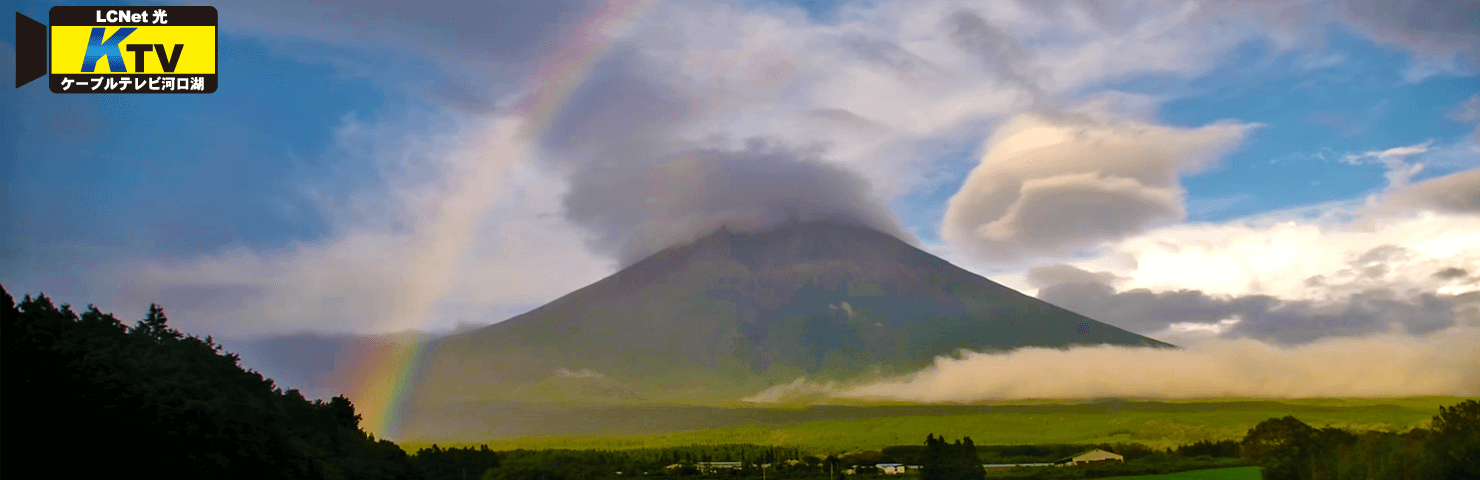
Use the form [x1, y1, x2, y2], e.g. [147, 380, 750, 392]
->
[941, 111, 1256, 265]
[995, 164, 1480, 346]
[1066, 209, 1480, 301]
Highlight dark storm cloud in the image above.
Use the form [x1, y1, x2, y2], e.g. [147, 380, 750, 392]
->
[1038, 281, 1461, 344]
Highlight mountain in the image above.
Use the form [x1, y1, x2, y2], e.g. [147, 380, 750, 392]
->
[408, 221, 1172, 405]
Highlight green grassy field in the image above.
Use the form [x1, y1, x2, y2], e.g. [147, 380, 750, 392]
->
[398, 396, 1472, 455]
[1099, 467, 1262, 480]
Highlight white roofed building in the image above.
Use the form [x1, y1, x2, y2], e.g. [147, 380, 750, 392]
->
[1054, 449, 1124, 467]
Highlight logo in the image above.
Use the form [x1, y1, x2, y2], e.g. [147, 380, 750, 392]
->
[14, 6, 217, 93]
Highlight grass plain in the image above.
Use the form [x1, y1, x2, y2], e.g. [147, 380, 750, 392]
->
[1097, 467, 1263, 480]
[397, 396, 1471, 455]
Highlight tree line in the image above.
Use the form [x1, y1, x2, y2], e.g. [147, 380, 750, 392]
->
[1241, 400, 1479, 480]
[2, 287, 419, 479]
[920, 434, 986, 480]
[914, 399, 1478, 480]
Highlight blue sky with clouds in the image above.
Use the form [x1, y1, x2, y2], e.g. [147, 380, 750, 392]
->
[3, 0, 1477, 343]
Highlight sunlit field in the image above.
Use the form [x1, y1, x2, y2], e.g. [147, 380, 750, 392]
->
[399, 397, 1469, 455]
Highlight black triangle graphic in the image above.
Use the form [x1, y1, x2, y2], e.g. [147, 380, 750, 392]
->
[15, 12, 46, 88]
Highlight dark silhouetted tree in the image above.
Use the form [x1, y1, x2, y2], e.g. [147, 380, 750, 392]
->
[1241, 415, 1317, 480]
[0, 285, 419, 480]
[1427, 399, 1480, 479]
[920, 435, 983, 480]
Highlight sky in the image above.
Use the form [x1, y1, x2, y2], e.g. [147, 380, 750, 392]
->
[4, 0, 1479, 349]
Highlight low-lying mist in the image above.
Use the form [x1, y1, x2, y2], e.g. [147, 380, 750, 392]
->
[747, 326, 1480, 402]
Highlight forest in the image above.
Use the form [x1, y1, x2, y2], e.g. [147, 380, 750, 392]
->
[2, 286, 1475, 480]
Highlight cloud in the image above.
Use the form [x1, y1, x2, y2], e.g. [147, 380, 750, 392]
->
[564, 0, 1352, 205]
[1024, 264, 1122, 289]
[1335, 0, 1480, 69]
[1331, 0, 1480, 81]
[1434, 267, 1470, 280]
[498, 0, 1294, 266]
[946, 9, 1048, 107]
[941, 111, 1256, 265]
[1006, 165, 1480, 344]
[1382, 168, 1480, 214]
[1038, 281, 1464, 344]
[209, 0, 627, 106]
[1065, 210, 1480, 299]
[1451, 95, 1480, 123]
[831, 326, 1480, 401]
[115, 114, 615, 336]
[1449, 94, 1480, 146]
[985, 152, 1480, 346]
[741, 377, 846, 403]
[55, 0, 1475, 341]
[1342, 136, 1478, 215]
[1342, 141, 1433, 188]
[561, 139, 911, 266]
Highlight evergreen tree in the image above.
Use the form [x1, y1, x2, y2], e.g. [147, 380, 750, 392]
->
[922, 434, 942, 480]
[920, 435, 983, 480]
[959, 437, 984, 480]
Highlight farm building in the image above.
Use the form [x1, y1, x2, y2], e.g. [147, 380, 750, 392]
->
[696, 461, 743, 473]
[875, 463, 906, 474]
[1053, 449, 1124, 467]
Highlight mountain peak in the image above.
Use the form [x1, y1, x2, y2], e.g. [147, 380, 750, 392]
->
[655, 220, 926, 271]
[417, 219, 1172, 405]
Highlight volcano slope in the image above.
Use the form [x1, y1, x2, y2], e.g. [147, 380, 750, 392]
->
[407, 221, 1172, 406]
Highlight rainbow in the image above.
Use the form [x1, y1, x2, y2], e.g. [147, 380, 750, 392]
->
[346, 0, 661, 440]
